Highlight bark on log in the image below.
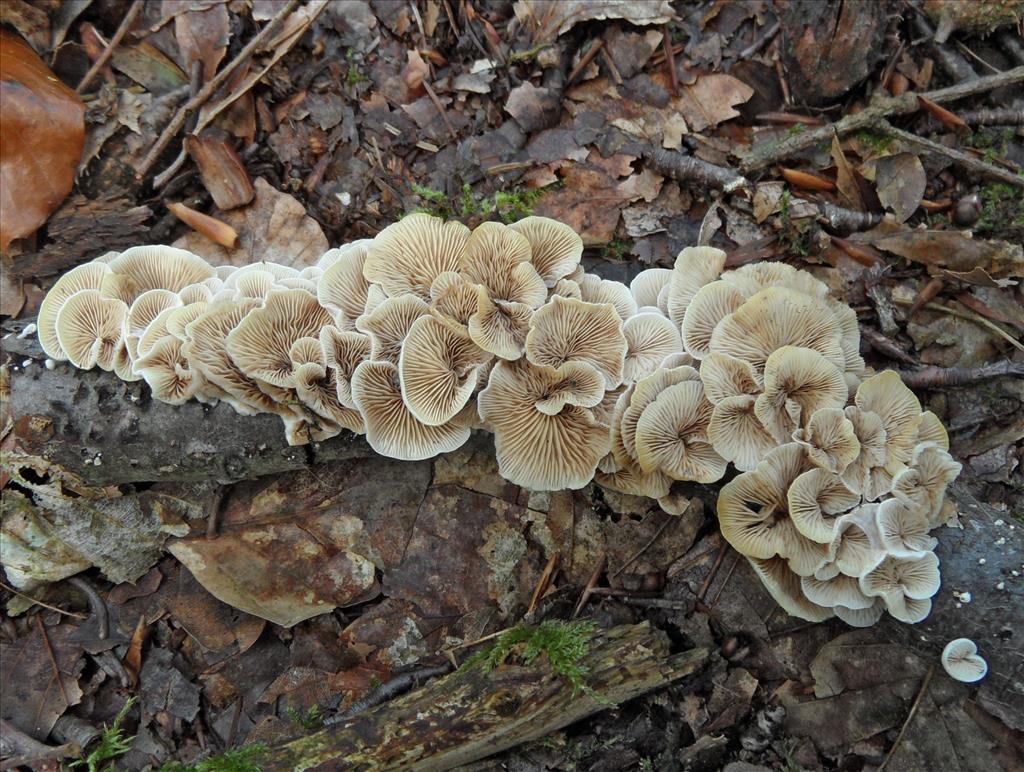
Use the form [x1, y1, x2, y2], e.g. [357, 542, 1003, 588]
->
[2, 320, 374, 486]
[258, 623, 711, 771]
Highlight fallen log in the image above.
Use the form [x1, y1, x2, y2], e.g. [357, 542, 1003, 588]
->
[257, 623, 710, 771]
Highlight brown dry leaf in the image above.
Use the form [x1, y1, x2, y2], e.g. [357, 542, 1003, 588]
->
[0, 265, 25, 316]
[0, 29, 85, 252]
[168, 459, 431, 627]
[0, 620, 84, 738]
[875, 152, 926, 223]
[111, 40, 189, 94]
[870, 229, 1024, 278]
[172, 177, 329, 266]
[514, 0, 675, 42]
[173, 0, 231, 82]
[677, 74, 754, 132]
[184, 129, 254, 210]
[401, 49, 429, 98]
[831, 135, 865, 211]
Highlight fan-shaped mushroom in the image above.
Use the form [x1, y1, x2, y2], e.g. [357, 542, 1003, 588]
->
[891, 443, 962, 524]
[576, 273, 637, 321]
[38, 262, 112, 360]
[859, 552, 940, 624]
[629, 268, 672, 308]
[876, 498, 937, 558]
[399, 315, 491, 426]
[634, 381, 726, 483]
[792, 407, 861, 475]
[355, 294, 431, 364]
[462, 221, 546, 307]
[105, 245, 215, 297]
[363, 213, 470, 299]
[681, 281, 745, 359]
[468, 294, 534, 360]
[351, 360, 470, 460]
[226, 288, 334, 388]
[622, 313, 683, 383]
[525, 295, 627, 388]
[316, 242, 372, 327]
[477, 359, 610, 491]
[666, 246, 727, 326]
[748, 556, 834, 622]
[854, 370, 924, 484]
[941, 638, 988, 683]
[754, 346, 848, 444]
[707, 394, 777, 473]
[134, 334, 201, 405]
[508, 216, 583, 287]
[54, 289, 128, 371]
[319, 325, 372, 409]
[787, 468, 860, 543]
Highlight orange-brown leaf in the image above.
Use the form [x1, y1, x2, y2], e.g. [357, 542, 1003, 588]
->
[0, 29, 85, 251]
[168, 202, 239, 249]
[781, 167, 836, 192]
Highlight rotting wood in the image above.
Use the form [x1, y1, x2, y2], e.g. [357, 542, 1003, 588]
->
[257, 623, 710, 771]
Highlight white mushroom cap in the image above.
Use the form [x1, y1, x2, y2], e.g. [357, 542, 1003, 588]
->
[720, 261, 828, 301]
[430, 273, 485, 334]
[315, 239, 372, 325]
[508, 216, 583, 287]
[681, 281, 745, 359]
[855, 370, 924, 477]
[38, 262, 112, 360]
[525, 295, 627, 388]
[477, 359, 611, 491]
[363, 213, 470, 299]
[468, 294, 534, 360]
[532, 361, 606, 416]
[709, 287, 846, 375]
[550, 278, 582, 300]
[840, 406, 888, 496]
[125, 289, 182, 360]
[801, 573, 876, 610]
[834, 599, 886, 627]
[859, 553, 940, 624]
[707, 394, 777, 472]
[134, 334, 201, 405]
[792, 407, 861, 475]
[179, 282, 215, 304]
[941, 639, 988, 683]
[317, 238, 373, 270]
[54, 289, 128, 371]
[319, 325, 371, 409]
[747, 556, 834, 623]
[753, 346, 848, 444]
[891, 443, 962, 524]
[350, 359, 470, 460]
[183, 299, 293, 416]
[231, 269, 278, 300]
[576, 273, 638, 321]
[699, 353, 761, 404]
[622, 312, 683, 383]
[355, 294, 430, 364]
[226, 288, 334, 388]
[717, 443, 811, 560]
[788, 468, 860, 543]
[629, 268, 672, 308]
[917, 410, 949, 450]
[634, 381, 726, 483]
[666, 246, 727, 326]
[876, 498, 938, 558]
[106, 245, 215, 297]
[462, 221, 546, 308]
[819, 504, 885, 579]
[620, 365, 701, 461]
[398, 315, 491, 426]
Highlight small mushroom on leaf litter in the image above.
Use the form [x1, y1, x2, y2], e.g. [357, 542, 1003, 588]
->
[941, 638, 988, 683]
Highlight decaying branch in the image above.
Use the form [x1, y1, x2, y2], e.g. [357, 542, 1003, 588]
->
[734, 66, 1024, 172]
[258, 624, 710, 771]
[641, 146, 748, 192]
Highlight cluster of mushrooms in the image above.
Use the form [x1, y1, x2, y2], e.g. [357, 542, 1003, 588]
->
[36, 213, 961, 627]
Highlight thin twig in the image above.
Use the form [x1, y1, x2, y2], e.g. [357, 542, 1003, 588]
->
[643, 146, 748, 192]
[662, 26, 678, 95]
[422, 80, 458, 141]
[696, 541, 729, 601]
[738, 19, 779, 60]
[571, 552, 607, 619]
[67, 575, 108, 640]
[527, 552, 558, 616]
[879, 665, 935, 771]
[610, 514, 673, 580]
[37, 616, 70, 707]
[134, 0, 302, 181]
[566, 39, 604, 86]
[76, 2, 144, 93]
[894, 361, 1024, 389]
[0, 581, 87, 619]
[874, 120, 1024, 188]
